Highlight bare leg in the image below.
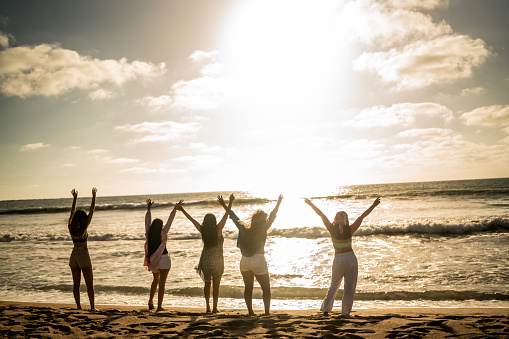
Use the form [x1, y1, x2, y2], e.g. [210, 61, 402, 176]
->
[149, 272, 160, 310]
[212, 276, 221, 313]
[255, 273, 271, 315]
[82, 267, 96, 311]
[204, 281, 212, 313]
[157, 269, 170, 311]
[241, 270, 255, 315]
[70, 268, 82, 310]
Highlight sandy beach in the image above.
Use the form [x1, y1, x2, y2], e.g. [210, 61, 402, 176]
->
[0, 301, 507, 338]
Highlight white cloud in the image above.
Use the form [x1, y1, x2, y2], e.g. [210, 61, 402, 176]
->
[107, 158, 139, 164]
[353, 35, 489, 90]
[115, 120, 201, 144]
[136, 95, 172, 111]
[0, 43, 166, 98]
[88, 88, 115, 100]
[87, 149, 109, 154]
[460, 105, 509, 128]
[379, 0, 448, 11]
[171, 76, 227, 110]
[397, 127, 454, 138]
[0, 32, 10, 49]
[62, 163, 77, 168]
[20, 142, 50, 151]
[344, 102, 453, 128]
[460, 87, 485, 96]
[342, 1, 451, 49]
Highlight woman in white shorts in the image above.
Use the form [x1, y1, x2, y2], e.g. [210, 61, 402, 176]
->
[218, 194, 283, 315]
[304, 197, 380, 317]
[144, 198, 183, 311]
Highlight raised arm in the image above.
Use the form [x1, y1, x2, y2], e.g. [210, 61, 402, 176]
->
[87, 187, 97, 226]
[266, 194, 284, 229]
[69, 189, 78, 225]
[304, 198, 333, 233]
[145, 198, 154, 232]
[218, 195, 244, 231]
[217, 194, 235, 235]
[163, 200, 184, 233]
[176, 203, 202, 233]
[350, 197, 381, 235]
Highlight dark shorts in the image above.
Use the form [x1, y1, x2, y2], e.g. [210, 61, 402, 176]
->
[69, 247, 92, 269]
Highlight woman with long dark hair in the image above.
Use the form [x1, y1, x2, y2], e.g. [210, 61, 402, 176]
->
[176, 194, 234, 313]
[304, 197, 380, 316]
[68, 187, 97, 310]
[144, 198, 183, 311]
[218, 194, 283, 315]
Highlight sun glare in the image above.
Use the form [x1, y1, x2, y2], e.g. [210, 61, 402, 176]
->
[219, 0, 352, 120]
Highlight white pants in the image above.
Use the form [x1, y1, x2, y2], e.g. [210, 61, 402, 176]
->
[320, 251, 358, 316]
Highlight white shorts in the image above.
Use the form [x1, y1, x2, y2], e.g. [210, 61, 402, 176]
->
[240, 254, 269, 276]
[152, 254, 171, 273]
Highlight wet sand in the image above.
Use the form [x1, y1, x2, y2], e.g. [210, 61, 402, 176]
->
[0, 301, 507, 338]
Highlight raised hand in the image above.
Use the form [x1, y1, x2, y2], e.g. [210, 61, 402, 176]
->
[92, 187, 97, 197]
[217, 195, 226, 207]
[71, 189, 78, 198]
[304, 198, 312, 205]
[229, 193, 235, 203]
[278, 194, 284, 203]
[175, 200, 185, 209]
[373, 197, 381, 207]
[146, 199, 154, 209]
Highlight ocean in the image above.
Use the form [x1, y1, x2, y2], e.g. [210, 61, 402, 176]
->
[0, 178, 508, 310]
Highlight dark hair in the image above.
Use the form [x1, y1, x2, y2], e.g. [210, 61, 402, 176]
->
[331, 211, 351, 240]
[201, 213, 218, 247]
[148, 218, 163, 256]
[69, 209, 89, 237]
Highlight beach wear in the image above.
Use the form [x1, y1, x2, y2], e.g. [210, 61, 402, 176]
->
[229, 209, 277, 275]
[69, 247, 92, 269]
[239, 253, 269, 275]
[144, 208, 176, 271]
[196, 236, 224, 282]
[152, 253, 171, 273]
[320, 251, 358, 316]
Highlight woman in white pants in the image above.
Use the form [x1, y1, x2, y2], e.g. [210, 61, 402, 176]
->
[305, 197, 380, 316]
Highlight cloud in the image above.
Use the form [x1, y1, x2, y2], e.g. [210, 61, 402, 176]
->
[344, 102, 453, 128]
[460, 87, 485, 96]
[106, 158, 139, 164]
[115, 120, 201, 144]
[460, 105, 509, 128]
[397, 127, 454, 138]
[88, 88, 115, 100]
[0, 32, 10, 49]
[171, 76, 227, 110]
[353, 35, 489, 90]
[0, 43, 166, 98]
[379, 0, 448, 11]
[135, 95, 172, 112]
[20, 142, 50, 151]
[342, 1, 451, 49]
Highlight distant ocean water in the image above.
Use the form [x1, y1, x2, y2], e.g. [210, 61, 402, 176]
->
[0, 178, 508, 310]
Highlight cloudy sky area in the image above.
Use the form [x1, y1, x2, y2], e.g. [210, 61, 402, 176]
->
[1, 0, 508, 200]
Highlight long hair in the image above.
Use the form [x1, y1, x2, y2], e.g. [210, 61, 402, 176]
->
[69, 209, 88, 237]
[332, 211, 351, 240]
[240, 209, 269, 250]
[147, 218, 163, 256]
[201, 213, 218, 247]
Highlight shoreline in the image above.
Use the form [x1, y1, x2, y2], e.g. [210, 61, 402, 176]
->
[1, 301, 507, 338]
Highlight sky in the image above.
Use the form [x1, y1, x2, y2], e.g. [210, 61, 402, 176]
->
[0, 0, 508, 200]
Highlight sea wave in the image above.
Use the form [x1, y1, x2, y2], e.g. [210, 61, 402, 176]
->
[313, 189, 509, 201]
[1, 218, 507, 242]
[35, 284, 509, 301]
[0, 198, 271, 215]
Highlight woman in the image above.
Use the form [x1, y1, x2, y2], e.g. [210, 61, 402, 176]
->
[144, 198, 183, 311]
[218, 194, 283, 315]
[176, 194, 234, 313]
[68, 187, 97, 311]
[304, 197, 381, 317]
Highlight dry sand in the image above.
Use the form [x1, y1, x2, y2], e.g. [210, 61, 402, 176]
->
[0, 301, 507, 338]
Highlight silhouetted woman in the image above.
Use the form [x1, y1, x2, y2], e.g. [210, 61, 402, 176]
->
[176, 194, 234, 313]
[68, 187, 97, 310]
[218, 194, 283, 315]
[304, 197, 380, 316]
[144, 199, 183, 311]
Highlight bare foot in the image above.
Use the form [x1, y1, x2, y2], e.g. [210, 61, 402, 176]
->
[212, 309, 219, 314]
[156, 307, 165, 312]
[148, 301, 154, 310]
[248, 311, 256, 316]
[90, 308, 100, 312]
[205, 308, 211, 314]
[323, 312, 329, 316]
